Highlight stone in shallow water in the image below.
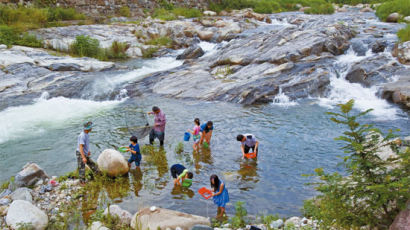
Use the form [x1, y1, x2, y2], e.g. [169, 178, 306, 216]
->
[97, 149, 129, 177]
[177, 45, 205, 60]
[103, 205, 132, 226]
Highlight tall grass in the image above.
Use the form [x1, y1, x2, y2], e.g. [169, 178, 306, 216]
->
[69, 36, 130, 60]
[208, 0, 334, 14]
[397, 24, 410, 42]
[152, 7, 202, 21]
[376, 0, 410, 21]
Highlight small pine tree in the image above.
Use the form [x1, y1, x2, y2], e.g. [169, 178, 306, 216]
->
[303, 99, 410, 229]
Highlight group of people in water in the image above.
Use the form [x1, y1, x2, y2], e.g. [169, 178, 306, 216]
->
[76, 106, 259, 218]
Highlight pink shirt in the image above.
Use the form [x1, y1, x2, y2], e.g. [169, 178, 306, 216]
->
[153, 111, 166, 132]
[193, 125, 200, 135]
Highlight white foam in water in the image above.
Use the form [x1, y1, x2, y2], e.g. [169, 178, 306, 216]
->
[317, 48, 399, 120]
[272, 91, 298, 107]
[0, 95, 122, 144]
[109, 57, 183, 85]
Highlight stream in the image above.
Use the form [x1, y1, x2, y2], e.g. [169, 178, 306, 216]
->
[0, 11, 409, 218]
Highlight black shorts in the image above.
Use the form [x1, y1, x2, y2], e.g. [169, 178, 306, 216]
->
[244, 145, 258, 154]
[170, 164, 185, 178]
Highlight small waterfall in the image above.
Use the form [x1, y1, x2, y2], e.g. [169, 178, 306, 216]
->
[317, 48, 400, 120]
[273, 88, 298, 107]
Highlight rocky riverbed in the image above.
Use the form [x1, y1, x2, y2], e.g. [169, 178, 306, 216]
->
[0, 7, 409, 110]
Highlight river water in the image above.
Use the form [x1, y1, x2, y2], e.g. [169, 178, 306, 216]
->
[0, 17, 410, 218]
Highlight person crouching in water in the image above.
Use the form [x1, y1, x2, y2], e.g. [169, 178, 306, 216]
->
[170, 164, 193, 188]
[236, 134, 259, 159]
[210, 174, 229, 218]
[187, 118, 201, 152]
[200, 121, 214, 146]
[127, 136, 141, 169]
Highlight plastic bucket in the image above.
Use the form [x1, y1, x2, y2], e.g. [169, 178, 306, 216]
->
[245, 152, 257, 159]
[184, 132, 190, 141]
[203, 141, 209, 148]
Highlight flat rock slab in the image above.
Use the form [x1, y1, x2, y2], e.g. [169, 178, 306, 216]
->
[131, 207, 210, 230]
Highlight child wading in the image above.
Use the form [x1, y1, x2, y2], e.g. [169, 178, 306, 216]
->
[187, 118, 201, 152]
[127, 136, 141, 168]
[210, 174, 229, 218]
[170, 164, 193, 188]
[76, 121, 99, 185]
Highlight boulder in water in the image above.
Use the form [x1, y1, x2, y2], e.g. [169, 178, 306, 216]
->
[395, 41, 410, 65]
[97, 149, 129, 177]
[6, 200, 48, 230]
[386, 12, 400, 23]
[371, 40, 386, 53]
[130, 207, 210, 230]
[15, 163, 48, 188]
[197, 31, 214, 41]
[404, 16, 410, 23]
[177, 45, 205, 60]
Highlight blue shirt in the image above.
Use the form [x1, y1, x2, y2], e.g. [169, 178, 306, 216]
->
[200, 123, 214, 133]
[77, 131, 90, 154]
[129, 143, 140, 155]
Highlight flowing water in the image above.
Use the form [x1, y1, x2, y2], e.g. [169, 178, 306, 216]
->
[0, 17, 410, 219]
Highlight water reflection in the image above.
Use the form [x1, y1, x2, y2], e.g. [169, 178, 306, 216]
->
[171, 186, 195, 199]
[237, 159, 260, 191]
[193, 147, 214, 174]
[130, 167, 143, 196]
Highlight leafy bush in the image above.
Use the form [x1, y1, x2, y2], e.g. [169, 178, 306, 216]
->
[304, 1, 335, 15]
[0, 25, 43, 48]
[15, 33, 43, 47]
[254, 0, 281, 14]
[145, 36, 173, 47]
[303, 100, 410, 228]
[0, 25, 18, 47]
[119, 6, 131, 17]
[70, 35, 106, 60]
[142, 47, 159, 58]
[376, 0, 410, 21]
[159, 0, 174, 10]
[397, 24, 410, 42]
[230, 201, 248, 228]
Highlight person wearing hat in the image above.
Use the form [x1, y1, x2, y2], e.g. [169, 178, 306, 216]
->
[148, 106, 166, 147]
[76, 121, 99, 185]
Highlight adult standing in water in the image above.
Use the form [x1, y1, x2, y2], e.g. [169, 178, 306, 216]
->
[200, 121, 214, 146]
[148, 106, 166, 147]
[236, 134, 259, 159]
[76, 121, 99, 185]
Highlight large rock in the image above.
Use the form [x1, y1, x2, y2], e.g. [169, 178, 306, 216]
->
[382, 75, 410, 109]
[89, 221, 110, 230]
[404, 16, 410, 23]
[104, 205, 132, 226]
[10, 188, 33, 203]
[389, 201, 410, 230]
[130, 207, 210, 230]
[97, 149, 129, 177]
[177, 45, 205, 60]
[386, 13, 400, 23]
[6, 200, 48, 230]
[395, 41, 410, 65]
[15, 163, 48, 188]
[371, 40, 387, 53]
[197, 31, 214, 41]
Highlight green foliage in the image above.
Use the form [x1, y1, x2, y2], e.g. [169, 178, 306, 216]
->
[159, 0, 174, 10]
[209, 0, 334, 14]
[69, 35, 107, 60]
[0, 25, 42, 48]
[175, 142, 184, 154]
[119, 6, 131, 17]
[259, 214, 280, 227]
[145, 36, 173, 47]
[47, 7, 86, 21]
[106, 41, 130, 59]
[304, 1, 335, 15]
[152, 7, 202, 21]
[397, 24, 410, 43]
[230, 201, 248, 228]
[329, 0, 387, 4]
[153, 8, 177, 21]
[303, 99, 410, 229]
[376, 0, 410, 21]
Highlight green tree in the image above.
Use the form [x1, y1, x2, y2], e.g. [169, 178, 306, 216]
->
[303, 99, 410, 229]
